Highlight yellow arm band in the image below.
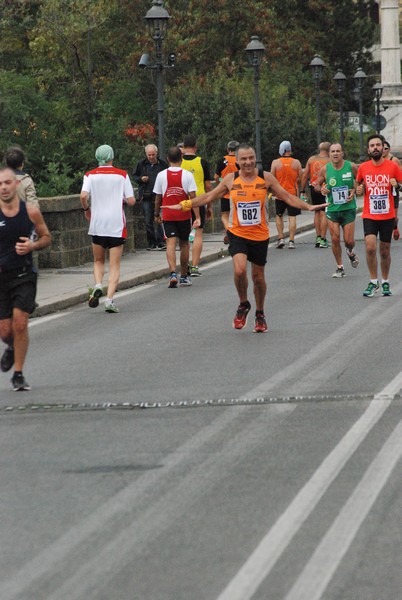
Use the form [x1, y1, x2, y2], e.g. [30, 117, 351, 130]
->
[180, 199, 193, 211]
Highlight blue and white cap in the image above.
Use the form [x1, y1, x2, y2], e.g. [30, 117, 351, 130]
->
[279, 141, 292, 156]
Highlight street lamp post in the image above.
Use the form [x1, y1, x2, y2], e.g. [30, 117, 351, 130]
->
[353, 67, 367, 163]
[309, 54, 326, 147]
[245, 36, 266, 169]
[372, 82, 384, 134]
[139, 0, 174, 160]
[333, 69, 347, 145]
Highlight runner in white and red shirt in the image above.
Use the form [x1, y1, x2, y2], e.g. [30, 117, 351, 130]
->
[356, 134, 402, 297]
[153, 146, 199, 288]
[80, 144, 135, 313]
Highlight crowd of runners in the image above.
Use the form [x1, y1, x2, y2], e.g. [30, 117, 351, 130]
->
[1, 134, 402, 391]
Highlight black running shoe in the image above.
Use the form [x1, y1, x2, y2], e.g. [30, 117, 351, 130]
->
[1, 346, 14, 372]
[11, 373, 31, 391]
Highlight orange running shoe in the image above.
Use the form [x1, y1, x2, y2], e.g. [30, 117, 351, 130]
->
[253, 314, 268, 333]
[233, 301, 251, 330]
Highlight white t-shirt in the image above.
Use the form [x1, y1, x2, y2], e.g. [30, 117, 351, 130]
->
[81, 165, 134, 237]
[153, 166, 197, 196]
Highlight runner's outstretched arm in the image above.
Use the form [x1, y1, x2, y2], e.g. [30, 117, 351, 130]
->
[163, 175, 233, 211]
[263, 172, 327, 212]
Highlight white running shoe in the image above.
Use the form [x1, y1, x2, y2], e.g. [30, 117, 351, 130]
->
[332, 267, 345, 278]
[105, 300, 119, 313]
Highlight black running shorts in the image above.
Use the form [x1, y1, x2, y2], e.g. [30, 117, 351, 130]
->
[91, 236, 126, 249]
[363, 218, 394, 243]
[0, 270, 38, 319]
[275, 198, 301, 218]
[220, 198, 230, 213]
[309, 185, 326, 212]
[227, 231, 269, 266]
[163, 219, 192, 241]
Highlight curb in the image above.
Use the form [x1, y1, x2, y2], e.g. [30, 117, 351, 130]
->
[32, 248, 231, 318]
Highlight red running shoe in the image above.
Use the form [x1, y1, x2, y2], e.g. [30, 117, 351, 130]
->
[233, 301, 251, 329]
[253, 314, 268, 333]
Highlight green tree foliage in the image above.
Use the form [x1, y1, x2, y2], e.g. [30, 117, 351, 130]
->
[0, 0, 378, 193]
[0, 1, 41, 72]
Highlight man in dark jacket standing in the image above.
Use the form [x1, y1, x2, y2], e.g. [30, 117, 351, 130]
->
[133, 144, 167, 250]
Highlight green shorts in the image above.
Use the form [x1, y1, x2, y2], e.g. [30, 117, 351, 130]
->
[326, 208, 356, 227]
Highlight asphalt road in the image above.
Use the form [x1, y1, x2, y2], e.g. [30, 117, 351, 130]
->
[1, 221, 401, 600]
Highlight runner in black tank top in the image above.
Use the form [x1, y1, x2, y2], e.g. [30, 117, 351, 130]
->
[0, 167, 51, 391]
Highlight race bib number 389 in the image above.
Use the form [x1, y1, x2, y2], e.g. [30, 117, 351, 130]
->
[369, 194, 389, 215]
[237, 201, 261, 226]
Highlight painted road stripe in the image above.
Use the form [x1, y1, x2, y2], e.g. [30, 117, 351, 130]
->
[215, 372, 402, 600]
[284, 418, 402, 600]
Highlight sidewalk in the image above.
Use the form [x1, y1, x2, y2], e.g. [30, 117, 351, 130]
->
[34, 210, 320, 317]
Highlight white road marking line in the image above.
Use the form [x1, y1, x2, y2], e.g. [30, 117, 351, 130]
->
[215, 372, 402, 600]
[112, 282, 157, 298]
[29, 312, 71, 327]
[284, 418, 402, 600]
[198, 256, 231, 270]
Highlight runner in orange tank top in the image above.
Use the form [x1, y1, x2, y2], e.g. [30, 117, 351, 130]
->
[300, 141, 331, 247]
[270, 141, 302, 249]
[166, 144, 327, 333]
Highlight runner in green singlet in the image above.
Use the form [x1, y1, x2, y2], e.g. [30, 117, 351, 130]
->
[316, 143, 359, 278]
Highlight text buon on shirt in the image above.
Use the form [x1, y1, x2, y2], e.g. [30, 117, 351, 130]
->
[357, 160, 402, 220]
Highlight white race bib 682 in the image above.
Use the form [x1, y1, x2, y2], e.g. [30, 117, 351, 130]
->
[237, 201, 261, 226]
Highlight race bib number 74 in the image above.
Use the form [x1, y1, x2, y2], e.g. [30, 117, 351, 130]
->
[237, 201, 261, 226]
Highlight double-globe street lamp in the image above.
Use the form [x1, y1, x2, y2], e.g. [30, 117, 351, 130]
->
[333, 69, 347, 145]
[309, 54, 326, 147]
[245, 36, 266, 170]
[139, 0, 175, 160]
[353, 67, 367, 163]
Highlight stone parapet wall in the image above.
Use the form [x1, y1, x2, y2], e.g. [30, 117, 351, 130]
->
[35, 190, 280, 269]
[38, 195, 146, 269]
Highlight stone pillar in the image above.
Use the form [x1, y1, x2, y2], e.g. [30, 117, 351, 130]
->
[379, 0, 402, 155]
